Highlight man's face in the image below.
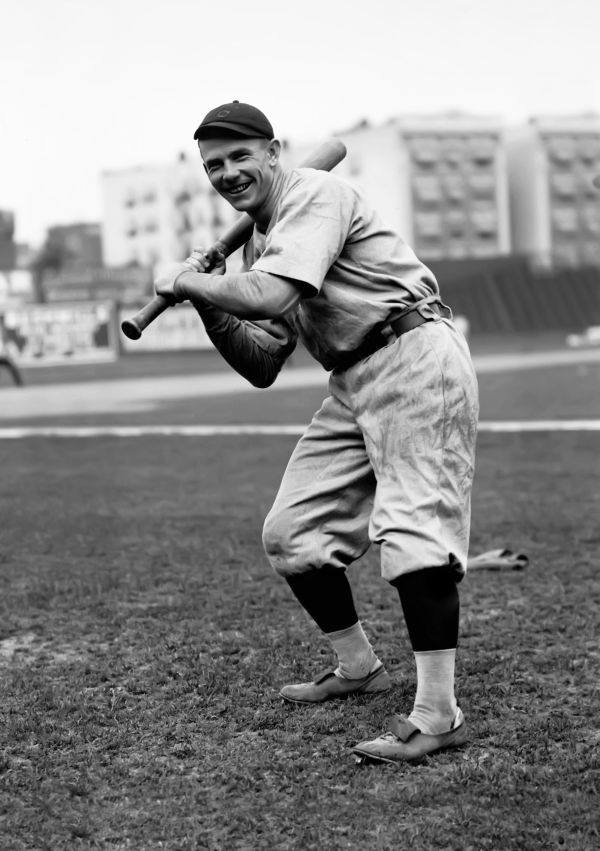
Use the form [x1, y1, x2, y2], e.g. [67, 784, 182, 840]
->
[199, 136, 280, 214]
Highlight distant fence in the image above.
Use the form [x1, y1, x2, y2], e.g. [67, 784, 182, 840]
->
[431, 258, 600, 334]
[1, 302, 119, 366]
[3, 260, 600, 365]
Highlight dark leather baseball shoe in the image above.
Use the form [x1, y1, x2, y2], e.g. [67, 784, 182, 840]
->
[279, 664, 391, 704]
[352, 708, 467, 763]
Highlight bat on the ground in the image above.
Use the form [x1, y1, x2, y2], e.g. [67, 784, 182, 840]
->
[121, 138, 347, 340]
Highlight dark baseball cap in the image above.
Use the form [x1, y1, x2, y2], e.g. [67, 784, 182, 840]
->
[193, 101, 274, 141]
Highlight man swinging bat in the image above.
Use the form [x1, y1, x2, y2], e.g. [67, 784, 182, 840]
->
[154, 101, 479, 764]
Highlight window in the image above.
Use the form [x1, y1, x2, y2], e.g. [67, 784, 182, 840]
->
[578, 136, 600, 164]
[415, 212, 443, 238]
[410, 136, 440, 167]
[583, 175, 600, 199]
[176, 235, 192, 260]
[467, 173, 496, 197]
[581, 205, 600, 233]
[413, 175, 442, 204]
[174, 189, 192, 206]
[468, 135, 496, 166]
[550, 173, 577, 199]
[445, 241, 468, 259]
[446, 210, 467, 237]
[552, 207, 578, 233]
[470, 209, 497, 241]
[442, 138, 465, 167]
[442, 175, 465, 203]
[545, 135, 576, 164]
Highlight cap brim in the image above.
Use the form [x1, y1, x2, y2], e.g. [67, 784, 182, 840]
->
[194, 121, 271, 141]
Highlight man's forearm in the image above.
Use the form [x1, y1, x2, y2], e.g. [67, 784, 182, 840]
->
[176, 269, 302, 320]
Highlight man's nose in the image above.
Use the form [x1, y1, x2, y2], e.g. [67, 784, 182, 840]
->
[222, 160, 241, 183]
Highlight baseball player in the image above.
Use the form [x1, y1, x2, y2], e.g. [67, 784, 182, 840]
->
[0, 316, 23, 387]
[154, 101, 479, 764]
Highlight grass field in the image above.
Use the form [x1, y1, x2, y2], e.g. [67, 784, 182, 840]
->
[1, 354, 599, 849]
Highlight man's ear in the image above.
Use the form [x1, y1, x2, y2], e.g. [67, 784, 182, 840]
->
[197, 142, 208, 175]
[266, 138, 281, 166]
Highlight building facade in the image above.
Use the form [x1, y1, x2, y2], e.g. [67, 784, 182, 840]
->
[333, 114, 511, 263]
[46, 222, 103, 270]
[0, 210, 16, 271]
[101, 153, 237, 268]
[506, 115, 600, 268]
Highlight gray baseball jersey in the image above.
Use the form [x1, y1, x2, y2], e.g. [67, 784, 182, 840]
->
[243, 167, 445, 371]
[194, 166, 479, 579]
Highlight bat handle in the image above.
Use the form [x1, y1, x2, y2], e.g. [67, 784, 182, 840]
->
[121, 294, 174, 340]
[120, 249, 227, 340]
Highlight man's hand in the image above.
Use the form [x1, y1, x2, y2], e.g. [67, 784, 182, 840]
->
[185, 247, 226, 275]
[153, 261, 192, 303]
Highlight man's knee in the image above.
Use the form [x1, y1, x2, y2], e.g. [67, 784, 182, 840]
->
[263, 508, 304, 577]
[262, 506, 330, 577]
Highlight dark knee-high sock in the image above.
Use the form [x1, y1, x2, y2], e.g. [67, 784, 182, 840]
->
[285, 566, 358, 633]
[392, 565, 459, 652]
[391, 565, 460, 734]
[285, 567, 379, 678]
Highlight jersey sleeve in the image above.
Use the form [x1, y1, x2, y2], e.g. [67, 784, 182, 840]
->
[190, 299, 297, 388]
[251, 170, 356, 295]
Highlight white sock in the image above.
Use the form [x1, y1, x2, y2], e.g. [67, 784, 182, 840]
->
[327, 621, 381, 680]
[408, 649, 458, 735]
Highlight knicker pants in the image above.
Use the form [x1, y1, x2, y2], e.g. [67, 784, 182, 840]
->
[262, 318, 479, 583]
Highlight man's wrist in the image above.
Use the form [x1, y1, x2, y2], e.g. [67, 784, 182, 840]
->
[173, 269, 200, 301]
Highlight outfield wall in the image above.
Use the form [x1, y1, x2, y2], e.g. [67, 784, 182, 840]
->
[434, 260, 600, 334]
[0, 302, 119, 366]
[2, 264, 599, 365]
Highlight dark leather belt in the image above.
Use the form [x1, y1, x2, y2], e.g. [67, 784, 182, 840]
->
[337, 302, 443, 370]
[388, 302, 442, 337]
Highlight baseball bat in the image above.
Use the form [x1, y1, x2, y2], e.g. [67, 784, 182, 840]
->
[121, 138, 347, 340]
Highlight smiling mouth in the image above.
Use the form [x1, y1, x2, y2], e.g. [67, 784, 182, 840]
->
[227, 181, 252, 196]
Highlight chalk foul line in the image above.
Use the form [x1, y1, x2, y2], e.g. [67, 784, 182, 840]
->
[0, 420, 600, 438]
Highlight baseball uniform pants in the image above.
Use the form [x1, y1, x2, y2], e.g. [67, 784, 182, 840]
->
[262, 317, 479, 582]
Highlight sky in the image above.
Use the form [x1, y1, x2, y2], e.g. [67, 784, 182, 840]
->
[1, 0, 599, 246]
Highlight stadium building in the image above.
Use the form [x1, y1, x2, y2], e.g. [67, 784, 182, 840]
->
[333, 114, 511, 264]
[101, 152, 237, 269]
[505, 114, 600, 269]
